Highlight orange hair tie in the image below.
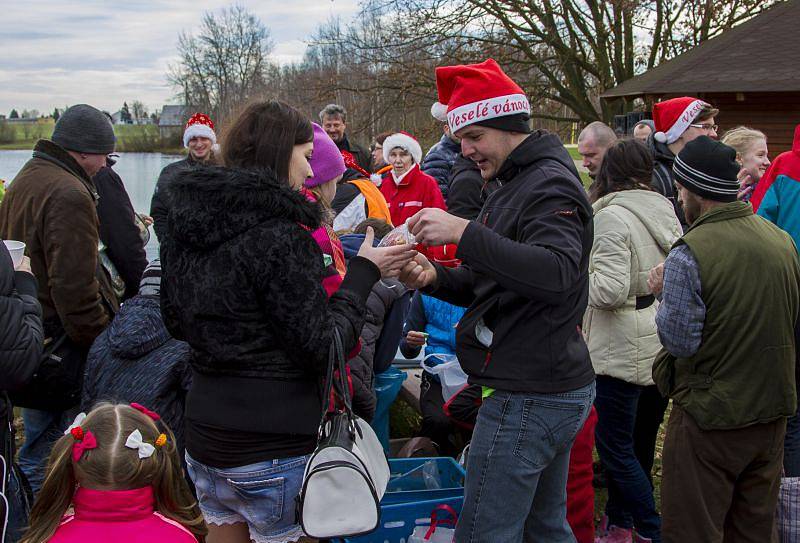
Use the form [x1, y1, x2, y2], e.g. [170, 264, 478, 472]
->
[155, 434, 167, 447]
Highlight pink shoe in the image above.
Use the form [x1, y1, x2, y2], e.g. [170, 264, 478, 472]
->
[595, 525, 633, 543]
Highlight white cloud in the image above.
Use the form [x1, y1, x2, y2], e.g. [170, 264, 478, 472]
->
[0, 0, 359, 115]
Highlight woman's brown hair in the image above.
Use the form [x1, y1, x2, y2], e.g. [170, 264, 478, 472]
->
[589, 138, 654, 203]
[221, 100, 313, 183]
[21, 403, 206, 543]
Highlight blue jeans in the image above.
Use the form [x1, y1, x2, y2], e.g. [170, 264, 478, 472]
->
[785, 402, 800, 477]
[6, 464, 31, 543]
[18, 407, 77, 494]
[185, 453, 310, 543]
[455, 382, 595, 543]
[594, 375, 661, 541]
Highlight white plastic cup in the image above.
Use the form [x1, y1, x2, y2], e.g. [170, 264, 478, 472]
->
[3, 240, 26, 268]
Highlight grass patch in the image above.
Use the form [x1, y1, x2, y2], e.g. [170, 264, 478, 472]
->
[390, 398, 422, 439]
[566, 146, 582, 161]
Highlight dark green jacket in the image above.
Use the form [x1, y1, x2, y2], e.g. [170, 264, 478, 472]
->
[653, 201, 800, 430]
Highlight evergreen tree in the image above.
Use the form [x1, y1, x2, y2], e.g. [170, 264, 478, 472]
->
[9, 109, 18, 119]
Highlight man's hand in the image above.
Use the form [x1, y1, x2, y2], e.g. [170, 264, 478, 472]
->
[408, 208, 469, 246]
[357, 227, 417, 277]
[405, 331, 428, 347]
[399, 253, 437, 290]
[648, 263, 665, 297]
[138, 213, 154, 227]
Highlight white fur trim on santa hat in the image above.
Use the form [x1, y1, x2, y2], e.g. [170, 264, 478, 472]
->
[656, 99, 707, 145]
[183, 124, 217, 148]
[370, 172, 383, 186]
[431, 102, 449, 122]
[446, 93, 530, 133]
[383, 133, 423, 165]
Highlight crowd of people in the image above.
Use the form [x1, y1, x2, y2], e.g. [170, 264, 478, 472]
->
[1, 56, 799, 543]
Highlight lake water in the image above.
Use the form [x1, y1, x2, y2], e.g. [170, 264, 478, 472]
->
[0, 150, 183, 260]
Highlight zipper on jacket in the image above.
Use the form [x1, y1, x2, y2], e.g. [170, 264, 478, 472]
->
[480, 350, 492, 374]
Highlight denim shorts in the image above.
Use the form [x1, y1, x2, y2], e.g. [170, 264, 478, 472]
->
[185, 452, 310, 543]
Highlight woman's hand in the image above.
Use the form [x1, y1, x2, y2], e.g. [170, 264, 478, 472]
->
[399, 253, 437, 289]
[15, 256, 32, 275]
[357, 227, 417, 277]
[405, 331, 428, 347]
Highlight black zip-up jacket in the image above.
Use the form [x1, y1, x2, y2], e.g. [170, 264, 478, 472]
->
[446, 154, 500, 221]
[649, 136, 687, 230]
[426, 131, 595, 393]
[150, 156, 198, 242]
[94, 159, 148, 300]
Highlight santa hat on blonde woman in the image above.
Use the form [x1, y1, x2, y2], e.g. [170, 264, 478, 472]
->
[183, 112, 217, 148]
[383, 132, 423, 164]
[652, 97, 710, 144]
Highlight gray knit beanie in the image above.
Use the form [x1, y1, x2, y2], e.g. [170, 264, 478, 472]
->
[52, 104, 116, 154]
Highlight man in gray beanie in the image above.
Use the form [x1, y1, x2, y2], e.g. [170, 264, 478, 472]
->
[647, 136, 800, 542]
[0, 103, 119, 494]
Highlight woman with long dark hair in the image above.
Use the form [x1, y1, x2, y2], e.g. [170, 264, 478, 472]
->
[585, 139, 682, 543]
[159, 100, 415, 543]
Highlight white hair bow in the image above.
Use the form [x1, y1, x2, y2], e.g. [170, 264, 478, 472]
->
[64, 412, 87, 435]
[125, 429, 155, 459]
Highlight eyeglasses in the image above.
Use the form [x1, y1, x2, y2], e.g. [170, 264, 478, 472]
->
[689, 123, 719, 132]
[371, 145, 382, 152]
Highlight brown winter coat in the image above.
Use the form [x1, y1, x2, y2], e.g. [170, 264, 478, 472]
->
[0, 140, 117, 347]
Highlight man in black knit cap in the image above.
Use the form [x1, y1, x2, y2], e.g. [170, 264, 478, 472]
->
[648, 136, 800, 542]
[0, 104, 118, 493]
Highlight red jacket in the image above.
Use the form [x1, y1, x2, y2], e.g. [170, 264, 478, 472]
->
[49, 486, 197, 542]
[379, 164, 446, 226]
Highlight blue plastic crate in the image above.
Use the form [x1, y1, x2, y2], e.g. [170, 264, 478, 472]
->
[383, 457, 465, 505]
[342, 496, 463, 543]
[371, 367, 407, 452]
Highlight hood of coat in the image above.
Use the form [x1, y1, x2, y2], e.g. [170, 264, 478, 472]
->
[107, 296, 172, 359]
[593, 189, 682, 253]
[649, 135, 675, 166]
[0, 244, 13, 296]
[167, 165, 322, 249]
[495, 130, 580, 182]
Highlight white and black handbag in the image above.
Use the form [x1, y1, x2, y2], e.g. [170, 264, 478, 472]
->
[298, 329, 390, 539]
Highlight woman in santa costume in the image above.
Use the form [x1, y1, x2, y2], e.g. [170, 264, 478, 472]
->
[378, 131, 447, 227]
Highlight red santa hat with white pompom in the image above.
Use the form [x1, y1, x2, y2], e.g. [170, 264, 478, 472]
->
[652, 97, 710, 144]
[183, 112, 217, 149]
[431, 59, 531, 134]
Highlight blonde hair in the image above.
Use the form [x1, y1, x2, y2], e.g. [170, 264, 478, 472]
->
[22, 403, 206, 543]
[721, 126, 767, 158]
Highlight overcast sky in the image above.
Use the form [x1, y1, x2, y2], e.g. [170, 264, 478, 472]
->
[0, 0, 359, 116]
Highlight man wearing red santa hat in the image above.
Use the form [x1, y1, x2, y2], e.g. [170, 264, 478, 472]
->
[649, 97, 719, 229]
[400, 59, 596, 542]
[150, 112, 218, 241]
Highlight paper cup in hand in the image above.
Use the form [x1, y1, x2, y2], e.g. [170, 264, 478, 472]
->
[3, 240, 26, 268]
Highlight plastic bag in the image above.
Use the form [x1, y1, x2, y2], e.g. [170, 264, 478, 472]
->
[407, 504, 458, 543]
[377, 223, 416, 248]
[421, 354, 469, 403]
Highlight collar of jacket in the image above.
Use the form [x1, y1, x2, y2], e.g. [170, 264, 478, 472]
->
[649, 136, 675, 164]
[392, 163, 419, 186]
[337, 134, 353, 152]
[682, 200, 752, 236]
[493, 130, 575, 183]
[72, 486, 155, 522]
[167, 164, 323, 249]
[31, 139, 99, 201]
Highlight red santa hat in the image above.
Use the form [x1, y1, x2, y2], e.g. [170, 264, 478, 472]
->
[383, 132, 423, 164]
[652, 97, 710, 144]
[183, 112, 217, 148]
[432, 59, 531, 133]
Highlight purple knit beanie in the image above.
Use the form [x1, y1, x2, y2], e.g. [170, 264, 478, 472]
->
[306, 122, 346, 188]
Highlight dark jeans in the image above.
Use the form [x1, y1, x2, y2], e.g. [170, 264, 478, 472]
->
[6, 465, 31, 543]
[661, 406, 785, 543]
[594, 375, 661, 541]
[633, 384, 668, 483]
[784, 403, 800, 477]
[456, 382, 595, 542]
[18, 407, 78, 494]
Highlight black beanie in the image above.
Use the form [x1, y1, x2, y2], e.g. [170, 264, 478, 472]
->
[474, 113, 531, 134]
[673, 136, 740, 202]
[52, 104, 116, 155]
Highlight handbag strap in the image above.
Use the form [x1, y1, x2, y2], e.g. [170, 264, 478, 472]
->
[424, 504, 459, 539]
[317, 328, 355, 433]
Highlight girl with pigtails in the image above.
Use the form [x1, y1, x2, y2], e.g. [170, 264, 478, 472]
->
[21, 403, 206, 543]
